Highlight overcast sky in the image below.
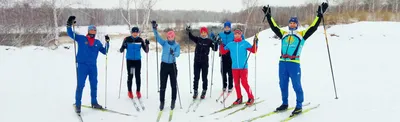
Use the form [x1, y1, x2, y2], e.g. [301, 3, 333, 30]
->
[79, 0, 314, 12]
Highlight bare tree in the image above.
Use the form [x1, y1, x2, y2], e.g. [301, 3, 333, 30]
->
[241, 0, 258, 35]
[120, 0, 133, 29]
[133, 0, 141, 26]
[140, 0, 157, 36]
[49, 0, 82, 48]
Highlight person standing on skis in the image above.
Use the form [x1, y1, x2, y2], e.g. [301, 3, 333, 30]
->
[67, 16, 110, 114]
[262, 2, 328, 115]
[185, 26, 218, 99]
[219, 28, 258, 105]
[119, 27, 150, 99]
[219, 21, 234, 93]
[151, 20, 181, 111]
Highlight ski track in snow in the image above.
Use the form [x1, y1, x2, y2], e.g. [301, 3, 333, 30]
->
[1, 21, 399, 122]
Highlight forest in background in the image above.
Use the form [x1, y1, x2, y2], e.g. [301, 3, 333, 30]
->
[0, 0, 398, 47]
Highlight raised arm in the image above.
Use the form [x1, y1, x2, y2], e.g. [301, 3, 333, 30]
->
[151, 20, 167, 46]
[302, 2, 328, 40]
[302, 16, 321, 40]
[263, 5, 286, 39]
[66, 16, 85, 42]
[188, 31, 199, 43]
[66, 27, 85, 42]
[266, 17, 285, 39]
[153, 29, 167, 46]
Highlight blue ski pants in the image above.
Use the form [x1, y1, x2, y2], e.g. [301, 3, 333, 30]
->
[75, 63, 99, 106]
[279, 61, 304, 109]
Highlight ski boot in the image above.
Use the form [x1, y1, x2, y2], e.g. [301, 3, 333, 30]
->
[128, 91, 134, 99]
[291, 108, 302, 116]
[200, 90, 207, 99]
[193, 90, 198, 99]
[275, 104, 289, 112]
[170, 100, 176, 110]
[74, 104, 81, 114]
[246, 98, 255, 106]
[136, 91, 142, 99]
[159, 102, 165, 111]
[228, 88, 233, 93]
[232, 98, 243, 105]
[91, 103, 103, 109]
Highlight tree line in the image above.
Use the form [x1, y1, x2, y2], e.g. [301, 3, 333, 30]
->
[0, 0, 399, 47]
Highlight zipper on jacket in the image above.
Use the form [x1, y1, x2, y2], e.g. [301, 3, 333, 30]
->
[236, 42, 239, 68]
[284, 31, 293, 61]
[199, 40, 203, 62]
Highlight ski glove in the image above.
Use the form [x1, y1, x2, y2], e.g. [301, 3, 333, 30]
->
[151, 20, 158, 29]
[185, 26, 191, 33]
[119, 41, 126, 53]
[67, 16, 76, 26]
[321, 2, 329, 13]
[253, 37, 259, 45]
[210, 33, 215, 39]
[170, 48, 174, 55]
[262, 5, 271, 18]
[105, 35, 110, 42]
[145, 39, 150, 45]
[317, 2, 329, 17]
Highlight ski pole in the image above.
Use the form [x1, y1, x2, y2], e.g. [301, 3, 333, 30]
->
[171, 51, 183, 109]
[254, 31, 258, 111]
[262, 5, 269, 22]
[72, 24, 79, 107]
[175, 67, 183, 109]
[105, 40, 108, 108]
[222, 60, 227, 108]
[118, 52, 125, 99]
[146, 52, 149, 99]
[72, 24, 78, 83]
[210, 46, 215, 98]
[321, 5, 338, 99]
[187, 40, 192, 94]
[242, 28, 261, 69]
[156, 36, 160, 93]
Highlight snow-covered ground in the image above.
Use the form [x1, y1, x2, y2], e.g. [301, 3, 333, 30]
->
[1, 21, 399, 122]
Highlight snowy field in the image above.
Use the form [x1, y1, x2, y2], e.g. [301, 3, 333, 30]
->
[1, 21, 399, 122]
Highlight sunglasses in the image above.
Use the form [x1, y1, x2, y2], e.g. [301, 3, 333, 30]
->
[234, 30, 242, 35]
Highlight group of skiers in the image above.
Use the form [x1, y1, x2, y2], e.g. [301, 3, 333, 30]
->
[69, 2, 329, 116]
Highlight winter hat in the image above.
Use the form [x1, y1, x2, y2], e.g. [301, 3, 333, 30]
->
[233, 28, 243, 42]
[167, 31, 175, 39]
[233, 28, 242, 35]
[224, 21, 232, 28]
[200, 27, 208, 34]
[288, 17, 299, 30]
[131, 27, 139, 33]
[88, 25, 97, 31]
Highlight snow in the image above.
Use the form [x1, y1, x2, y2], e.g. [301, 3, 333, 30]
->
[1, 21, 399, 122]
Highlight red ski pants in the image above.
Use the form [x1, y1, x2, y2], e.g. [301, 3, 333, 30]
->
[232, 69, 254, 99]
